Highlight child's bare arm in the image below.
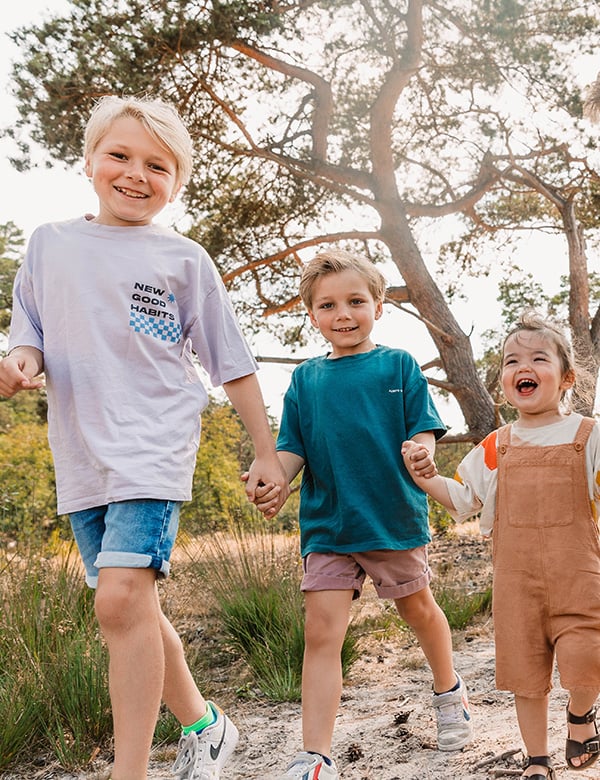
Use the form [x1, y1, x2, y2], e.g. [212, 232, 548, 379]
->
[223, 373, 290, 510]
[0, 347, 44, 398]
[402, 439, 456, 511]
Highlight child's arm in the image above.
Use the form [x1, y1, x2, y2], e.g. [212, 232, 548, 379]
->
[223, 373, 290, 512]
[402, 439, 457, 511]
[0, 346, 44, 398]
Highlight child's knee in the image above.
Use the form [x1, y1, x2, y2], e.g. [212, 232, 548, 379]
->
[94, 569, 155, 631]
[304, 612, 346, 652]
[395, 587, 439, 626]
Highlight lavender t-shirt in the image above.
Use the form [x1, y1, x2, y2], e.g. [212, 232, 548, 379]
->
[9, 217, 257, 514]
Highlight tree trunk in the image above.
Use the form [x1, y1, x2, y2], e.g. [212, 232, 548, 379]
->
[380, 203, 498, 441]
[563, 199, 599, 415]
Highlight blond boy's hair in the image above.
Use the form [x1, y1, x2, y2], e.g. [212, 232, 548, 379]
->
[299, 249, 387, 309]
[84, 95, 194, 188]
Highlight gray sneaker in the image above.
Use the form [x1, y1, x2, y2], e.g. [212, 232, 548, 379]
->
[431, 674, 474, 751]
[278, 751, 339, 780]
[171, 702, 239, 779]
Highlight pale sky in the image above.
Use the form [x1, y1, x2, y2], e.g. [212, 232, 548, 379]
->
[2, 2, 599, 428]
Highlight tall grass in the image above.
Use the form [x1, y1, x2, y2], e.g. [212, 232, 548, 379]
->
[433, 583, 492, 630]
[198, 523, 359, 701]
[0, 525, 491, 773]
[0, 549, 111, 770]
[0, 547, 189, 771]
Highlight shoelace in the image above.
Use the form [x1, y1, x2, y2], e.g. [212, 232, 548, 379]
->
[436, 700, 465, 725]
[286, 757, 330, 779]
[285, 759, 315, 777]
[172, 732, 198, 776]
[172, 730, 218, 780]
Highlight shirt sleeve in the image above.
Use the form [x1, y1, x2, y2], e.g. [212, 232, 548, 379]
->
[446, 431, 498, 536]
[402, 353, 447, 440]
[7, 243, 44, 353]
[588, 423, 600, 514]
[184, 252, 258, 387]
[276, 372, 306, 459]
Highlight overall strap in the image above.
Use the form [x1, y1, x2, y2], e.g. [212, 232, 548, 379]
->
[496, 423, 512, 450]
[573, 416, 596, 449]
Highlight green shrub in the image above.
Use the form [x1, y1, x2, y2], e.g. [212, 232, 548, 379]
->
[198, 522, 359, 701]
[0, 421, 58, 540]
[0, 550, 111, 770]
[433, 582, 492, 630]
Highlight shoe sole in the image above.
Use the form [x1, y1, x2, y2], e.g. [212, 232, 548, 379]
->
[438, 728, 474, 751]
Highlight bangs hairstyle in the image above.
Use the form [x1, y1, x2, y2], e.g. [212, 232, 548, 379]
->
[502, 310, 575, 378]
[503, 310, 577, 405]
[84, 95, 194, 188]
[299, 249, 387, 309]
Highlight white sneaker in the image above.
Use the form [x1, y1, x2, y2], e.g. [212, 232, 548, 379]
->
[171, 702, 239, 779]
[278, 751, 339, 780]
[432, 674, 474, 751]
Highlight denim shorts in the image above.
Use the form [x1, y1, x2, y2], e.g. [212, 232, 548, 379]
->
[301, 547, 431, 600]
[69, 499, 181, 588]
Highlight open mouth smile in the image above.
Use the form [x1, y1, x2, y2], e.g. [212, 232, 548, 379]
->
[115, 186, 148, 199]
[516, 378, 538, 395]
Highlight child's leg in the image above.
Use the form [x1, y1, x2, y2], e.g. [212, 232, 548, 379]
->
[160, 596, 239, 780]
[394, 584, 473, 751]
[158, 598, 208, 724]
[94, 567, 164, 780]
[514, 694, 550, 777]
[301, 589, 354, 757]
[394, 585, 455, 692]
[566, 688, 600, 769]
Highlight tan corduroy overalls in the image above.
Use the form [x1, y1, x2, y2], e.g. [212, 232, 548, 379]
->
[493, 417, 600, 697]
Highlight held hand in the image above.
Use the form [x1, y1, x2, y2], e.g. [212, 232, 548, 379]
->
[0, 356, 44, 399]
[241, 456, 291, 518]
[240, 472, 282, 517]
[401, 441, 438, 479]
[256, 481, 285, 517]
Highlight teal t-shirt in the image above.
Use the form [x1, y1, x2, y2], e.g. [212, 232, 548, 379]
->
[277, 346, 446, 555]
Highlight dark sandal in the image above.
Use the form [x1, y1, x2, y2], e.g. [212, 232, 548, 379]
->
[566, 704, 600, 770]
[521, 755, 556, 780]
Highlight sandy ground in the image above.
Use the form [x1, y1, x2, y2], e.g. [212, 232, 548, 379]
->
[3, 529, 599, 780]
[8, 632, 598, 779]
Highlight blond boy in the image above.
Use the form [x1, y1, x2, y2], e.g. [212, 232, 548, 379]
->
[0, 95, 288, 780]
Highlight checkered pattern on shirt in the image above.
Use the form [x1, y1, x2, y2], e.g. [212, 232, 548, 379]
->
[129, 311, 182, 343]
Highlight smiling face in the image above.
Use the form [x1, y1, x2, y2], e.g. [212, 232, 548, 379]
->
[501, 330, 575, 426]
[308, 269, 383, 358]
[84, 116, 181, 226]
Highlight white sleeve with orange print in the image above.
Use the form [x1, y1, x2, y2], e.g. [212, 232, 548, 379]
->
[445, 431, 499, 536]
[588, 422, 600, 523]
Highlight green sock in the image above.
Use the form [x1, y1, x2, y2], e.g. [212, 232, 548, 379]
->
[182, 702, 216, 734]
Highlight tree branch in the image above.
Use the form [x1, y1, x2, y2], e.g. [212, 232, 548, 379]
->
[230, 40, 333, 160]
[222, 230, 382, 283]
[370, 0, 423, 197]
[584, 71, 600, 123]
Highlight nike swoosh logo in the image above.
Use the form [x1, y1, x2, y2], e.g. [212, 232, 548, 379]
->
[209, 719, 226, 760]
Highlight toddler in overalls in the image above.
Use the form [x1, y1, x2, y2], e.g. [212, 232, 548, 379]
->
[402, 310, 600, 780]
